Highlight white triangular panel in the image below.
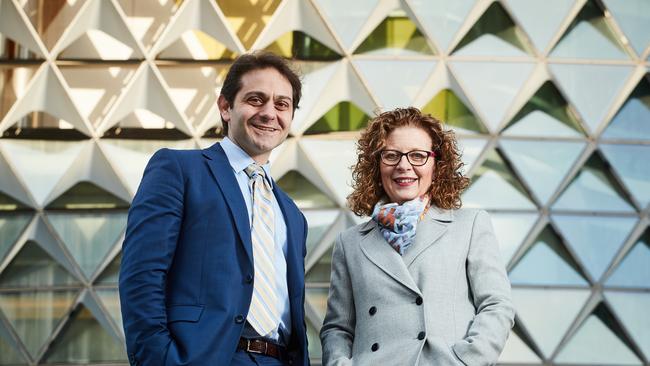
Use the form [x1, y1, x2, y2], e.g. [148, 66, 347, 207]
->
[50, 0, 145, 59]
[150, 0, 243, 56]
[409, 0, 475, 53]
[463, 170, 536, 210]
[498, 330, 542, 363]
[0, 146, 35, 207]
[311, 0, 382, 52]
[0, 0, 47, 57]
[506, 0, 576, 53]
[98, 63, 192, 136]
[0, 64, 93, 136]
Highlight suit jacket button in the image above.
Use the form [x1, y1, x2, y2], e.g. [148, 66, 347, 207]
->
[369, 306, 377, 316]
[371, 343, 379, 352]
[245, 274, 253, 284]
[235, 314, 245, 324]
[418, 331, 426, 340]
[416, 296, 423, 305]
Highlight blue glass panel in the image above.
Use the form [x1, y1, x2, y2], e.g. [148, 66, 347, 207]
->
[509, 227, 589, 286]
[490, 212, 538, 265]
[311, 0, 381, 50]
[552, 153, 635, 213]
[600, 144, 650, 208]
[601, 77, 650, 140]
[500, 140, 586, 204]
[553, 215, 636, 281]
[606, 231, 650, 288]
[605, 291, 650, 359]
[507, 0, 574, 51]
[602, 0, 650, 55]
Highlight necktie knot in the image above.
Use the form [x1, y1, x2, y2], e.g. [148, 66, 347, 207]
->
[245, 163, 265, 179]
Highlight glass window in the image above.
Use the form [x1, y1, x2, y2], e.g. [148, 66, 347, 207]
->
[354, 12, 435, 56]
[453, 2, 534, 57]
[95, 254, 121, 286]
[555, 303, 642, 364]
[550, 0, 630, 60]
[0, 213, 31, 262]
[409, 0, 474, 52]
[95, 289, 122, 337]
[552, 152, 635, 213]
[421, 89, 487, 134]
[276, 171, 337, 210]
[306, 321, 322, 359]
[303, 210, 340, 255]
[601, 0, 650, 56]
[46, 182, 130, 210]
[503, 81, 586, 137]
[456, 138, 488, 175]
[511, 288, 590, 358]
[509, 226, 589, 286]
[305, 287, 329, 323]
[311, 0, 380, 51]
[553, 215, 636, 281]
[602, 76, 650, 140]
[507, 0, 575, 52]
[43, 306, 127, 363]
[462, 149, 536, 210]
[498, 329, 542, 363]
[0, 290, 78, 358]
[304, 102, 369, 135]
[489, 212, 538, 266]
[606, 229, 650, 289]
[305, 244, 333, 284]
[265, 31, 341, 61]
[0, 241, 80, 288]
[0, 331, 25, 364]
[605, 291, 650, 360]
[500, 140, 586, 204]
[600, 144, 650, 208]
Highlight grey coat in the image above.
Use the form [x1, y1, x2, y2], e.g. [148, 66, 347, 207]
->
[320, 208, 515, 366]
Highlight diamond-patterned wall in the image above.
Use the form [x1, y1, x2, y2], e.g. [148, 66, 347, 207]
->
[0, 0, 649, 365]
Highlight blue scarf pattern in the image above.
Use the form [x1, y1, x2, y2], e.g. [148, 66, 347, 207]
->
[371, 196, 429, 255]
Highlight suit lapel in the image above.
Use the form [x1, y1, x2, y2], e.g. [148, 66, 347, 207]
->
[402, 207, 452, 267]
[202, 144, 253, 265]
[273, 188, 303, 299]
[360, 222, 422, 295]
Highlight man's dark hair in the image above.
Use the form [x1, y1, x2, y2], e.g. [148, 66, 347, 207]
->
[219, 51, 302, 135]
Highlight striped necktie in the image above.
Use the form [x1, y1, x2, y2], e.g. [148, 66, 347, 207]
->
[244, 164, 280, 336]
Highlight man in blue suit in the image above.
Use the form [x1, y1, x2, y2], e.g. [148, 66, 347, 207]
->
[119, 52, 309, 366]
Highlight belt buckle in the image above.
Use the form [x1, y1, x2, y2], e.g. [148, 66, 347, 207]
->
[246, 339, 267, 354]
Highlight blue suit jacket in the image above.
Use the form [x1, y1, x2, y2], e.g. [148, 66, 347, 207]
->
[119, 143, 309, 366]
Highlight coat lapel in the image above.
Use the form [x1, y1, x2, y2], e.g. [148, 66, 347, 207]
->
[202, 143, 253, 265]
[359, 221, 422, 295]
[402, 207, 452, 267]
[273, 188, 303, 299]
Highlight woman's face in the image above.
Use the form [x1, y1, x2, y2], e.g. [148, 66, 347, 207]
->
[379, 125, 435, 204]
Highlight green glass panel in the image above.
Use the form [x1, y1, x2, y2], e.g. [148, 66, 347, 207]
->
[453, 2, 534, 56]
[551, 0, 629, 59]
[552, 153, 635, 212]
[503, 81, 586, 137]
[555, 303, 641, 364]
[512, 288, 590, 357]
[421, 89, 486, 134]
[276, 171, 337, 209]
[47, 212, 126, 278]
[306, 320, 322, 359]
[46, 182, 130, 210]
[500, 140, 586, 204]
[553, 215, 636, 281]
[606, 230, 650, 288]
[95, 289, 122, 333]
[605, 291, 650, 359]
[0, 290, 77, 357]
[304, 102, 369, 135]
[44, 306, 127, 363]
[602, 77, 650, 140]
[95, 253, 121, 285]
[305, 244, 333, 284]
[306, 287, 329, 322]
[0, 332, 25, 365]
[0, 192, 29, 212]
[0, 214, 31, 262]
[0, 241, 80, 287]
[509, 226, 589, 286]
[265, 31, 341, 61]
[462, 149, 536, 210]
[355, 14, 435, 55]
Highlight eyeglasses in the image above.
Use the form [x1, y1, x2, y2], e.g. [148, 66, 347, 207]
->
[379, 149, 435, 166]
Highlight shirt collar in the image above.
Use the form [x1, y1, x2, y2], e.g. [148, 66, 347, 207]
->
[220, 137, 274, 189]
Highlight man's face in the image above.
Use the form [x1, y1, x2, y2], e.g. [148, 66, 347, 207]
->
[219, 67, 294, 163]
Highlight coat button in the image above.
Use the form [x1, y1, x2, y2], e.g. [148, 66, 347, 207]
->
[369, 306, 377, 316]
[418, 331, 426, 340]
[245, 274, 253, 284]
[371, 343, 379, 352]
[416, 296, 423, 305]
[235, 314, 245, 324]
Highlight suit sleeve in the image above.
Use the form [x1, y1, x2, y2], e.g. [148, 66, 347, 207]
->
[452, 210, 515, 366]
[320, 234, 355, 366]
[119, 148, 184, 366]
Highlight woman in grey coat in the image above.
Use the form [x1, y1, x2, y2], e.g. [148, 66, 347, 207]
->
[320, 107, 515, 366]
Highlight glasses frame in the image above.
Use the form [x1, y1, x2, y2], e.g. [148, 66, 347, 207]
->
[378, 149, 436, 166]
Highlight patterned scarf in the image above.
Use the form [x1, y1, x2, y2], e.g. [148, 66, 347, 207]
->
[371, 196, 430, 255]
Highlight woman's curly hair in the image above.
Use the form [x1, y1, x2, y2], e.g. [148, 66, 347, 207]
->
[347, 107, 469, 216]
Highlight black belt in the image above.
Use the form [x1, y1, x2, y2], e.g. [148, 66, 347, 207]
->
[237, 338, 285, 360]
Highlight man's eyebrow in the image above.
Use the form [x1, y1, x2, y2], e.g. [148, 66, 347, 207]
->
[275, 95, 292, 102]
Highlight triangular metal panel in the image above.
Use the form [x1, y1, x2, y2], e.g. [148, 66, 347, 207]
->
[0, 145, 35, 208]
[505, 0, 576, 54]
[311, 0, 382, 52]
[408, 0, 476, 53]
[0, 0, 48, 57]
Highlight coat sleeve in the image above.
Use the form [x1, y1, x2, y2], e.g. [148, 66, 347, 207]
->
[452, 210, 516, 366]
[320, 234, 356, 366]
[119, 148, 184, 366]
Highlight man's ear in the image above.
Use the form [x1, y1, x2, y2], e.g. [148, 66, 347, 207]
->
[217, 95, 231, 122]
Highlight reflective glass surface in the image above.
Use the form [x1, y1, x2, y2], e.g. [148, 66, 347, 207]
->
[409, 0, 474, 52]
[0, 333, 24, 364]
[601, 0, 650, 55]
[305, 102, 368, 135]
[602, 77, 650, 140]
[303, 210, 339, 255]
[276, 171, 337, 209]
[605, 291, 650, 359]
[95, 254, 121, 285]
[311, 0, 380, 50]
[46, 182, 130, 210]
[422, 89, 486, 134]
[355, 14, 434, 56]
[606, 230, 650, 288]
[600, 144, 650, 208]
[0, 241, 80, 288]
[305, 244, 333, 284]
[305, 287, 329, 322]
[95, 289, 122, 336]
[0, 214, 31, 261]
[489, 212, 538, 265]
[498, 329, 541, 363]
[507, 0, 575, 52]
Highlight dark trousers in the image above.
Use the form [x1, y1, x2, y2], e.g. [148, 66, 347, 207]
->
[230, 349, 288, 366]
